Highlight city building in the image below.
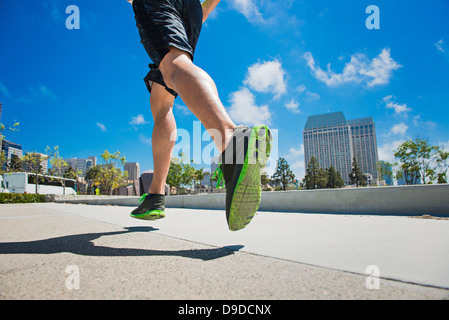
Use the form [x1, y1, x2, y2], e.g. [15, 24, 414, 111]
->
[303, 112, 353, 184]
[62, 157, 95, 177]
[88, 156, 97, 167]
[23, 152, 48, 174]
[303, 112, 379, 185]
[1, 139, 23, 161]
[348, 117, 379, 182]
[210, 155, 220, 188]
[124, 162, 140, 181]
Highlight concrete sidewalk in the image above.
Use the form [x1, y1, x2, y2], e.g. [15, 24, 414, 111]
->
[0, 203, 448, 300]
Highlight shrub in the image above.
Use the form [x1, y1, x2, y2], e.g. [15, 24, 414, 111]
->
[0, 193, 46, 204]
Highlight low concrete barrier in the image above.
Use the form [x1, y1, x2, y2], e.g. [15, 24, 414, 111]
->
[52, 184, 449, 217]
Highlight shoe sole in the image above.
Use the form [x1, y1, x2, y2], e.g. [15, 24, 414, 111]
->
[228, 125, 272, 231]
[130, 210, 166, 221]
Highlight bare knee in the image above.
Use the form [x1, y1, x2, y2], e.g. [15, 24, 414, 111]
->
[159, 47, 192, 90]
[150, 82, 175, 120]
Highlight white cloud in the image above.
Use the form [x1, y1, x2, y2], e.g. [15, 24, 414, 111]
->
[96, 122, 107, 132]
[378, 139, 404, 163]
[139, 135, 152, 146]
[296, 84, 320, 102]
[390, 123, 408, 136]
[304, 48, 401, 87]
[296, 84, 306, 94]
[439, 140, 449, 151]
[285, 99, 300, 114]
[174, 103, 190, 116]
[129, 114, 149, 125]
[383, 95, 411, 115]
[305, 91, 320, 101]
[413, 115, 437, 130]
[228, 87, 272, 126]
[0, 81, 56, 103]
[285, 143, 305, 178]
[229, 0, 265, 24]
[0, 82, 11, 99]
[244, 60, 287, 98]
[435, 39, 446, 53]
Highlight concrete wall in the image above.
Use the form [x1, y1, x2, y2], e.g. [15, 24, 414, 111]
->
[52, 184, 449, 217]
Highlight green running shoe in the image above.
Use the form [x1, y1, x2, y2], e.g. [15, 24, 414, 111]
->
[130, 193, 166, 221]
[213, 125, 272, 231]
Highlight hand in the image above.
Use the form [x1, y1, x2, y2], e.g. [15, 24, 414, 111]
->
[201, 0, 221, 23]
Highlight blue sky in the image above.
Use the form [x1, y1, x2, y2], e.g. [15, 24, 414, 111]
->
[1, 0, 449, 178]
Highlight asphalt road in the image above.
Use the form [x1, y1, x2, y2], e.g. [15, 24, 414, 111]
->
[0, 203, 448, 300]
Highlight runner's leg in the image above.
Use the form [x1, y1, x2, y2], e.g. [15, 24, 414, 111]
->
[147, 82, 176, 195]
[159, 47, 237, 154]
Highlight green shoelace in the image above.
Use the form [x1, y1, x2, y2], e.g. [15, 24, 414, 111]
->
[212, 167, 225, 189]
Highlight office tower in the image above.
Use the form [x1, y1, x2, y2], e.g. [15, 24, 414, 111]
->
[88, 156, 97, 167]
[210, 156, 220, 187]
[124, 162, 140, 181]
[303, 112, 379, 185]
[348, 117, 379, 182]
[1, 140, 23, 160]
[303, 112, 353, 184]
[23, 152, 48, 173]
[63, 157, 95, 177]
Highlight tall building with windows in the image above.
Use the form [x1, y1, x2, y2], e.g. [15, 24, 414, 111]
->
[348, 117, 379, 182]
[124, 162, 140, 181]
[63, 157, 95, 177]
[303, 112, 379, 185]
[1, 140, 23, 161]
[23, 152, 48, 174]
[303, 112, 353, 184]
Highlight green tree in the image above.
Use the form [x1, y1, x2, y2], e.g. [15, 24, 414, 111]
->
[47, 146, 72, 195]
[8, 154, 23, 172]
[166, 152, 195, 194]
[0, 151, 6, 174]
[316, 168, 328, 189]
[0, 106, 20, 173]
[272, 157, 295, 191]
[303, 156, 320, 190]
[187, 167, 210, 193]
[435, 149, 449, 183]
[394, 138, 441, 184]
[349, 157, 367, 187]
[326, 165, 344, 188]
[260, 174, 270, 187]
[85, 166, 101, 194]
[376, 161, 394, 185]
[98, 150, 128, 195]
[335, 170, 345, 188]
[22, 152, 48, 194]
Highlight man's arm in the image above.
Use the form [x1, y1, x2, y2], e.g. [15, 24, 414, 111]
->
[201, 0, 221, 23]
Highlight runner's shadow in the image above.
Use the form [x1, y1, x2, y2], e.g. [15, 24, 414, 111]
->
[0, 227, 243, 261]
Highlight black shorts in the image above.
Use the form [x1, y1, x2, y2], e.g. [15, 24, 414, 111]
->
[133, 0, 203, 97]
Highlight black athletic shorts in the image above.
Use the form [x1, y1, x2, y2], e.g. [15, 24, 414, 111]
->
[133, 0, 203, 97]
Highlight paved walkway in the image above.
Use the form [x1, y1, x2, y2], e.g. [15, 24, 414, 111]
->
[0, 203, 448, 299]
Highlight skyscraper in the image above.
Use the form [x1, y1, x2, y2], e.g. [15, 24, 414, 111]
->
[63, 157, 95, 177]
[348, 117, 379, 181]
[303, 112, 353, 184]
[124, 162, 140, 181]
[1, 140, 23, 161]
[303, 112, 379, 185]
